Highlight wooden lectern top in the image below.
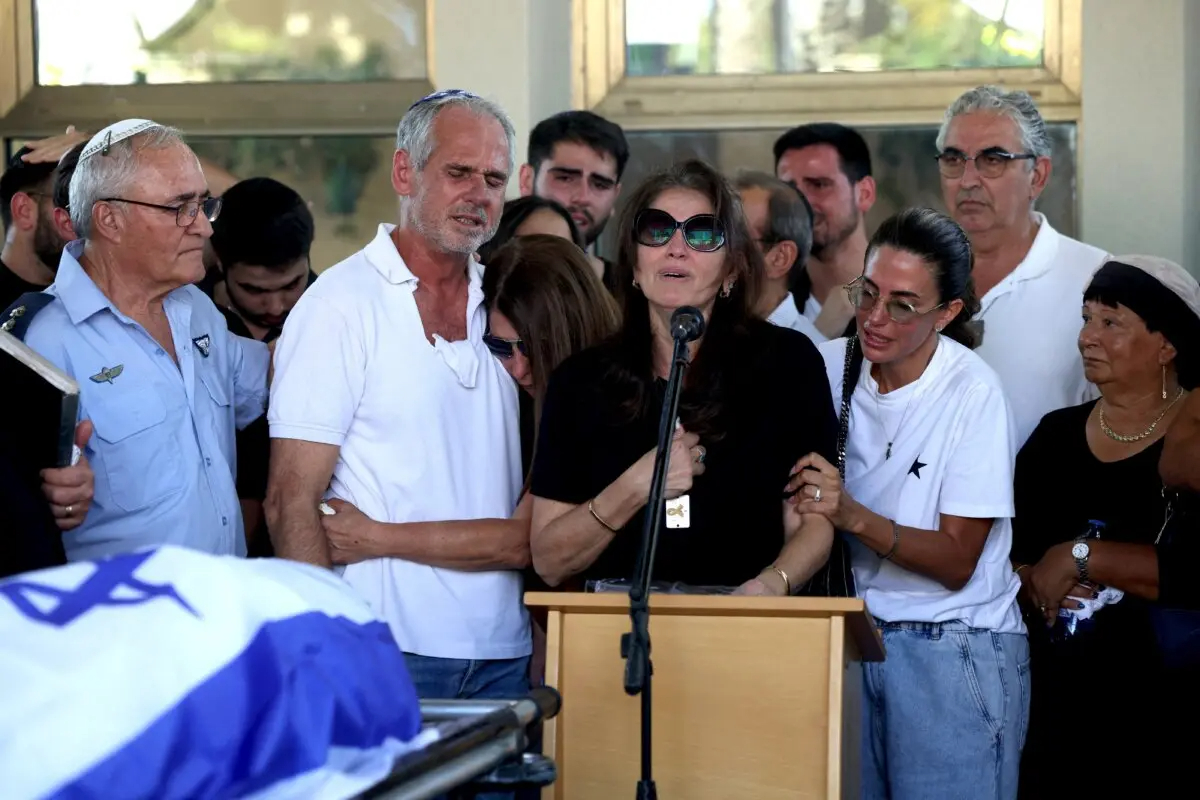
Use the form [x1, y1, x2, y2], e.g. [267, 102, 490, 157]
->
[525, 591, 884, 662]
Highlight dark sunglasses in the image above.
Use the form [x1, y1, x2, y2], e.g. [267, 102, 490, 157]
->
[634, 209, 726, 253]
[483, 333, 528, 359]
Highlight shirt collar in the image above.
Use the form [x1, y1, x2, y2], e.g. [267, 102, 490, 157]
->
[364, 222, 486, 311]
[54, 240, 120, 324]
[767, 292, 802, 328]
[1002, 212, 1060, 284]
[53, 239, 192, 326]
[364, 224, 418, 285]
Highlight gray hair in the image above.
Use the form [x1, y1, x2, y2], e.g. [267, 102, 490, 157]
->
[69, 124, 188, 239]
[935, 85, 1053, 160]
[395, 92, 517, 174]
[735, 170, 814, 271]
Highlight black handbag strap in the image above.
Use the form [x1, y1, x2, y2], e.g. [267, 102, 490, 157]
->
[836, 335, 865, 480]
[794, 336, 862, 599]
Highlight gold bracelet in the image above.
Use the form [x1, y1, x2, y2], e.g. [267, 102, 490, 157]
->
[1014, 563, 1029, 576]
[768, 565, 791, 595]
[588, 498, 618, 533]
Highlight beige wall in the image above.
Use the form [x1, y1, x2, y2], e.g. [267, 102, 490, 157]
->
[1080, 0, 1200, 274]
[431, 0, 572, 196]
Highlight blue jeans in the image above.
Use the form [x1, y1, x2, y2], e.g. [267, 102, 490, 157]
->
[403, 654, 532, 800]
[403, 653, 531, 701]
[862, 621, 1030, 800]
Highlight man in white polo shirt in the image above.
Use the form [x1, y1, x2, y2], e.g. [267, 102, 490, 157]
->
[264, 89, 531, 702]
[936, 85, 1110, 446]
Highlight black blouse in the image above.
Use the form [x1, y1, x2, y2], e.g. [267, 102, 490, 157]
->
[530, 320, 839, 588]
[1012, 400, 1196, 796]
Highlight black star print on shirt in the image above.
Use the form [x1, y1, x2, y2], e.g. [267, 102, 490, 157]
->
[909, 457, 927, 479]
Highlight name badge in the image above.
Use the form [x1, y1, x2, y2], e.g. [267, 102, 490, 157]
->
[665, 494, 690, 529]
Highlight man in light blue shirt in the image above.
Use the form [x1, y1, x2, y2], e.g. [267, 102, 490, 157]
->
[19, 119, 270, 561]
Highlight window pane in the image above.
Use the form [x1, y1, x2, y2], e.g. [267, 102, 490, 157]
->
[599, 124, 1078, 256]
[625, 0, 1045, 77]
[189, 135, 396, 270]
[35, 0, 426, 86]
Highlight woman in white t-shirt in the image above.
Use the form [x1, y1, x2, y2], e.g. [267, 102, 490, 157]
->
[787, 207, 1027, 800]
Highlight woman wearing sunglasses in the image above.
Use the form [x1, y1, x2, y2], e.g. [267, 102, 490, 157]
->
[787, 208, 1027, 799]
[527, 159, 842, 597]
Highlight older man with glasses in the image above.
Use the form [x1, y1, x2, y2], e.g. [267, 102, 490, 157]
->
[936, 85, 1110, 447]
[5, 119, 270, 561]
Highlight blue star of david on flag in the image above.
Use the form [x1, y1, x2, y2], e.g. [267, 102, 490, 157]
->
[0, 551, 198, 628]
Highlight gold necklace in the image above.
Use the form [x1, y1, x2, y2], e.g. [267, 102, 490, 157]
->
[1098, 388, 1186, 443]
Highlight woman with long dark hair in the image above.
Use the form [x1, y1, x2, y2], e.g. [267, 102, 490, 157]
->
[787, 207, 1027, 799]
[528, 159, 840, 595]
[482, 234, 621, 475]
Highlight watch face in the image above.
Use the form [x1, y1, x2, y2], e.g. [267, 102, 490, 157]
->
[1072, 542, 1090, 560]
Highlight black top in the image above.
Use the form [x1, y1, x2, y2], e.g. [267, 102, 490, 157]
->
[1013, 401, 1195, 795]
[0, 258, 48, 312]
[530, 321, 838, 588]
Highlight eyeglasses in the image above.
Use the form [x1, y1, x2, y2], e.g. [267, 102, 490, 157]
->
[935, 148, 1037, 179]
[483, 333, 528, 359]
[845, 278, 944, 324]
[634, 209, 726, 253]
[99, 195, 222, 227]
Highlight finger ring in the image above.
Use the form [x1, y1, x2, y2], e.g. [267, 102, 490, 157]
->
[65, 505, 73, 516]
[693, 445, 706, 464]
[813, 487, 822, 503]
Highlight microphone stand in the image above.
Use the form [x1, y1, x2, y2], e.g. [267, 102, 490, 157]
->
[620, 333, 692, 800]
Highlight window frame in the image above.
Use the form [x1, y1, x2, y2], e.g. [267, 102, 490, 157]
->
[0, 0, 435, 137]
[574, 0, 1082, 130]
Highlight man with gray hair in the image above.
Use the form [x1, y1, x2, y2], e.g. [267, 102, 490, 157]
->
[735, 171, 826, 344]
[937, 85, 1109, 446]
[266, 90, 532, 704]
[11, 118, 271, 560]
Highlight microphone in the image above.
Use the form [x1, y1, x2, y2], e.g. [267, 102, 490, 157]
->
[670, 306, 705, 342]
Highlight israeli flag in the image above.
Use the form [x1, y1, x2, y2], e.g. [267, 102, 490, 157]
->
[0, 546, 428, 799]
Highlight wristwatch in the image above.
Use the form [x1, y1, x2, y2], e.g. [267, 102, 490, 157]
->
[1071, 537, 1091, 583]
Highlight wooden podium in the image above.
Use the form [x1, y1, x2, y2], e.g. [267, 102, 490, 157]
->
[525, 592, 884, 800]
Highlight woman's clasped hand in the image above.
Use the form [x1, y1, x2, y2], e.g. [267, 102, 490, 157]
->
[1019, 542, 1097, 626]
[785, 452, 861, 532]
